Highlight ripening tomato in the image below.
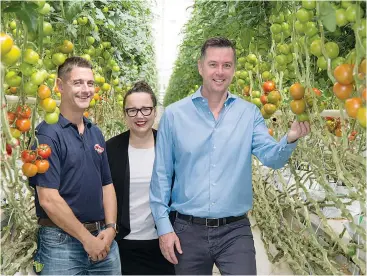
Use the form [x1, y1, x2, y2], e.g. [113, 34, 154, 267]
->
[335, 128, 342, 137]
[264, 103, 277, 114]
[21, 150, 37, 163]
[345, 97, 362, 118]
[10, 127, 21, 138]
[361, 88, 366, 102]
[268, 128, 274, 136]
[243, 86, 250, 96]
[22, 163, 38, 177]
[334, 64, 354, 85]
[290, 99, 306, 114]
[1, 45, 21, 66]
[263, 81, 276, 93]
[59, 40, 74, 54]
[312, 88, 322, 97]
[297, 113, 310, 122]
[267, 90, 281, 104]
[35, 159, 50, 173]
[260, 95, 268, 105]
[16, 118, 31, 132]
[41, 98, 57, 113]
[16, 105, 32, 119]
[290, 83, 305, 100]
[333, 82, 353, 100]
[37, 144, 52, 159]
[38, 84, 51, 99]
[52, 53, 66, 66]
[44, 112, 59, 124]
[83, 111, 89, 118]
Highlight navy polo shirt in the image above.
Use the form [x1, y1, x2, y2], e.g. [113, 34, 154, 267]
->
[29, 114, 112, 223]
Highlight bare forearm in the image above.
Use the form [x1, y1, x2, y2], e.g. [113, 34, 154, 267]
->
[103, 184, 117, 224]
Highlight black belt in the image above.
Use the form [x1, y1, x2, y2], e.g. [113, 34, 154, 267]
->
[176, 212, 247, 227]
[38, 218, 105, 232]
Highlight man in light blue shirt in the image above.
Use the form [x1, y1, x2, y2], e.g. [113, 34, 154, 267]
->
[150, 37, 310, 275]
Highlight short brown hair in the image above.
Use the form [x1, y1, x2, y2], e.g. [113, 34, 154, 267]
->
[57, 57, 93, 80]
[123, 81, 157, 109]
[200, 37, 236, 61]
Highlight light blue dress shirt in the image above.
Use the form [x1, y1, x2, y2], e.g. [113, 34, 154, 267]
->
[150, 88, 298, 236]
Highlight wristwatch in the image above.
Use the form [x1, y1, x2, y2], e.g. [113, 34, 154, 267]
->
[105, 223, 118, 234]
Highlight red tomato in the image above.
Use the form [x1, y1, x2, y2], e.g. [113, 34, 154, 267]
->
[263, 81, 276, 93]
[37, 144, 52, 159]
[16, 105, 32, 119]
[7, 112, 16, 124]
[16, 118, 31, 132]
[21, 150, 37, 163]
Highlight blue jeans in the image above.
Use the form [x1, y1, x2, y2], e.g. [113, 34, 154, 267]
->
[33, 226, 121, 275]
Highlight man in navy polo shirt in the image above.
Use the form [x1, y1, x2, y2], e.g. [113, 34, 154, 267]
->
[29, 57, 121, 275]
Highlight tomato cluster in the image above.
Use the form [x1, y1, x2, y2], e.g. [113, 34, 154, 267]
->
[333, 60, 366, 128]
[21, 144, 51, 177]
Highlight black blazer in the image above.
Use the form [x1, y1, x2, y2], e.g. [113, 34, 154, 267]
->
[106, 129, 161, 240]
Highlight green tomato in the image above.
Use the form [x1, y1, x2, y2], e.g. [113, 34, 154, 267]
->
[279, 44, 290, 55]
[39, 3, 51, 15]
[341, 0, 353, 9]
[346, 49, 356, 64]
[112, 65, 120, 72]
[273, 34, 282, 43]
[262, 71, 271, 81]
[346, 4, 362, 22]
[272, 14, 285, 24]
[9, 20, 16, 30]
[305, 22, 318, 37]
[336, 9, 348, 27]
[270, 24, 282, 34]
[44, 58, 56, 70]
[297, 113, 310, 122]
[20, 62, 35, 77]
[317, 56, 327, 70]
[331, 57, 346, 70]
[310, 39, 322, 57]
[286, 53, 293, 64]
[52, 53, 66, 66]
[89, 98, 96, 107]
[247, 53, 258, 64]
[77, 17, 88, 25]
[325, 42, 339, 59]
[24, 82, 38, 95]
[5, 71, 22, 87]
[81, 54, 91, 61]
[116, 94, 123, 101]
[87, 36, 95, 45]
[296, 8, 310, 23]
[31, 71, 46, 85]
[302, 0, 316, 10]
[24, 49, 39, 65]
[117, 100, 124, 107]
[276, 55, 287, 66]
[295, 21, 306, 34]
[45, 112, 59, 124]
[43, 21, 53, 36]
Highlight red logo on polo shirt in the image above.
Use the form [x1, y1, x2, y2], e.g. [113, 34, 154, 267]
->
[94, 144, 104, 154]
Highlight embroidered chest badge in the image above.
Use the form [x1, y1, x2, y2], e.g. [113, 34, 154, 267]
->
[94, 144, 104, 154]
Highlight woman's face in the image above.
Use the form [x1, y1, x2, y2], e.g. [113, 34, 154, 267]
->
[124, 92, 156, 134]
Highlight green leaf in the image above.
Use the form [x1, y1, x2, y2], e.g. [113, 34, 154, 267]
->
[3, 2, 39, 33]
[240, 28, 254, 50]
[2, 3, 22, 13]
[95, 8, 105, 20]
[319, 2, 336, 32]
[64, 1, 86, 22]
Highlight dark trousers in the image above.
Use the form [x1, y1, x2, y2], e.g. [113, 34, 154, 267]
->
[118, 238, 175, 275]
[173, 216, 256, 275]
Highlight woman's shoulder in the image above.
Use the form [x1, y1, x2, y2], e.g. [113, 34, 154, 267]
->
[106, 130, 130, 147]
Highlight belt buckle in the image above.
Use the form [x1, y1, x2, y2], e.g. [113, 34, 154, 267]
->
[95, 221, 101, 232]
[206, 218, 219, 227]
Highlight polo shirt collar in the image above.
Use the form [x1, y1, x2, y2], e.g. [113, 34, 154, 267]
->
[59, 114, 92, 128]
[192, 86, 237, 103]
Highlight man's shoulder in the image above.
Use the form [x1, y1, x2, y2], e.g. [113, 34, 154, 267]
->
[165, 95, 192, 113]
[36, 121, 62, 140]
[233, 96, 257, 112]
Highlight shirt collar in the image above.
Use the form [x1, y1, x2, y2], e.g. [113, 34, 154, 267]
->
[58, 114, 92, 128]
[191, 86, 237, 104]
